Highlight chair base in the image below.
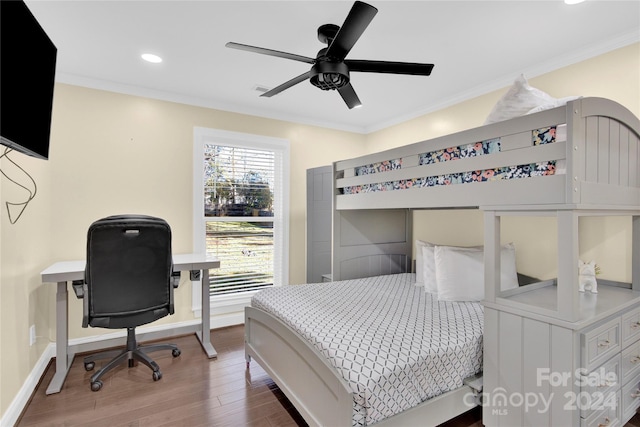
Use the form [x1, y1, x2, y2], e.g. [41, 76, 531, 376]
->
[83, 327, 180, 391]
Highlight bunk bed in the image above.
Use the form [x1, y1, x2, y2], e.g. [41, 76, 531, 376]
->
[245, 97, 640, 426]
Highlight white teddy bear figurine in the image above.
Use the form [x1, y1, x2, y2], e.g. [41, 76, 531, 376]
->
[578, 260, 598, 293]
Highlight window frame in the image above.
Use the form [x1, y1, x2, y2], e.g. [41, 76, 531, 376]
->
[192, 127, 290, 325]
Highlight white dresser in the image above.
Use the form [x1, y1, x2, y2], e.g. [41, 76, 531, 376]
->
[482, 210, 640, 427]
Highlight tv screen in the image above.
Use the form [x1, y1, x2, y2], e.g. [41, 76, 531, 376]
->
[1, 0, 57, 160]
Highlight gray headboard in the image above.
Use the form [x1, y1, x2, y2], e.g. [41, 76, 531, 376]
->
[332, 208, 412, 281]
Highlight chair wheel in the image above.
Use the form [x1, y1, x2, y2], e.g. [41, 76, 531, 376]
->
[152, 371, 162, 381]
[172, 348, 181, 357]
[84, 361, 95, 371]
[90, 381, 102, 391]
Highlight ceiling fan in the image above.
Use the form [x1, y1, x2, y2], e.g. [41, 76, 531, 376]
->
[225, 1, 434, 109]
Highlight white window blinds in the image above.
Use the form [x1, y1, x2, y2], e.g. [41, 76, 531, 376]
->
[195, 131, 289, 298]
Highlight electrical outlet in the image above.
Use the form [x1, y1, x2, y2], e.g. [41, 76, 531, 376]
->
[29, 325, 36, 346]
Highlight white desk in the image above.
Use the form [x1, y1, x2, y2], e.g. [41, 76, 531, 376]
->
[41, 253, 220, 395]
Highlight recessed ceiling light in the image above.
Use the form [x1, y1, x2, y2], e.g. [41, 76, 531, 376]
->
[141, 53, 162, 63]
[564, 0, 585, 4]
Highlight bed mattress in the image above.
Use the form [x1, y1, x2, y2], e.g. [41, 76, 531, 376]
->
[251, 273, 484, 426]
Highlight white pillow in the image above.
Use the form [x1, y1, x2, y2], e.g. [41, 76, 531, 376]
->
[434, 243, 519, 302]
[525, 96, 581, 115]
[421, 243, 437, 293]
[484, 75, 557, 125]
[422, 243, 482, 294]
[414, 240, 430, 286]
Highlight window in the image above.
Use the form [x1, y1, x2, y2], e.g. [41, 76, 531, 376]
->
[193, 128, 289, 318]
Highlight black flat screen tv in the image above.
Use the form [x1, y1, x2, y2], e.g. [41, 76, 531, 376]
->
[1, 0, 57, 160]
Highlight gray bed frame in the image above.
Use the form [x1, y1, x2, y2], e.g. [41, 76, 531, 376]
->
[245, 97, 640, 426]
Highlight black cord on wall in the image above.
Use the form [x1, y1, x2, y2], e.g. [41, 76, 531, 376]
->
[0, 147, 38, 224]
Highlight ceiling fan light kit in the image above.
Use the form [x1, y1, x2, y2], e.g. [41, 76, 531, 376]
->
[310, 61, 350, 91]
[226, 1, 434, 109]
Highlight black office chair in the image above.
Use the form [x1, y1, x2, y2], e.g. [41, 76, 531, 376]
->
[80, 214, 181, 391]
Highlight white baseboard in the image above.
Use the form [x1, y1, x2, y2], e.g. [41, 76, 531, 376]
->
[1, 344, 54, 427]
[210, 312, 245, 329]
[0, 318, 243, 427]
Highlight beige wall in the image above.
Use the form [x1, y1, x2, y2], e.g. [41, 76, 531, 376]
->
[366, 44, 640, 154]
[1, 42, 638, 420]
[1, 149, 53, 417]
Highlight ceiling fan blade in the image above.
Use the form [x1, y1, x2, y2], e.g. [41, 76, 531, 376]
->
[346, 60, 434, 76]
[325, 1, 378, 60]
[226, 42, 315, 64]
[261, 71, 312, 97]
[337, 83, 362, 109]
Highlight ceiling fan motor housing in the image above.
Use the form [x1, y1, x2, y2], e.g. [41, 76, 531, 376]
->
[310, 61, 350, 91]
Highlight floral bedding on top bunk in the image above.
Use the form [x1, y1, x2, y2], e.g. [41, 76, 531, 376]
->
[343, 126, 557, 195]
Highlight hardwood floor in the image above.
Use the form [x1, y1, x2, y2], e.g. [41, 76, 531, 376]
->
[18, 326, 306, 427]
[15, 325, 639, 426]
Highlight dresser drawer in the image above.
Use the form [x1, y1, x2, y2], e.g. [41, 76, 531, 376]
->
[621, 341, 640, 384]
[621, 373, 640, 422]
[581, 355, 620, 419]
[622, 307, 640, 348]
[581, 389, 619, 427]
[583, 318, 622, 371]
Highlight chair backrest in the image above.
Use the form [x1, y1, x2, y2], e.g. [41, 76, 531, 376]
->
[84, 214, 173, 329]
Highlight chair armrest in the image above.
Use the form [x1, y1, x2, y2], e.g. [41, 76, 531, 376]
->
[71, 280, 85, 298]
[81, 284, 89, 328]
[169, 274, 175, 315]
[171, 270, 181, 289]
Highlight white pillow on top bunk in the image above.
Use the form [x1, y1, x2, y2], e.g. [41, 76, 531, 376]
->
[433, 243, 519, 302]
[484, 74, 579, 125]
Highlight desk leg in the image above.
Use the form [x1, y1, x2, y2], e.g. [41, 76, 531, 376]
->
[195, 268, 217, 358]
[46, 281, 75, 394]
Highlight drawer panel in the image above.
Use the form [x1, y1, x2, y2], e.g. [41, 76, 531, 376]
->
[581, 355, 621, 419]
[583, 318, 622, 370]
[622, 373, 640, 423]
[581, 390, 619, 427]
[621, 341, 640, 384]
[622, 307, 640, 348]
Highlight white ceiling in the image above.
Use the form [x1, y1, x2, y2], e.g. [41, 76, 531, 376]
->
[25, 0, 640, 134]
